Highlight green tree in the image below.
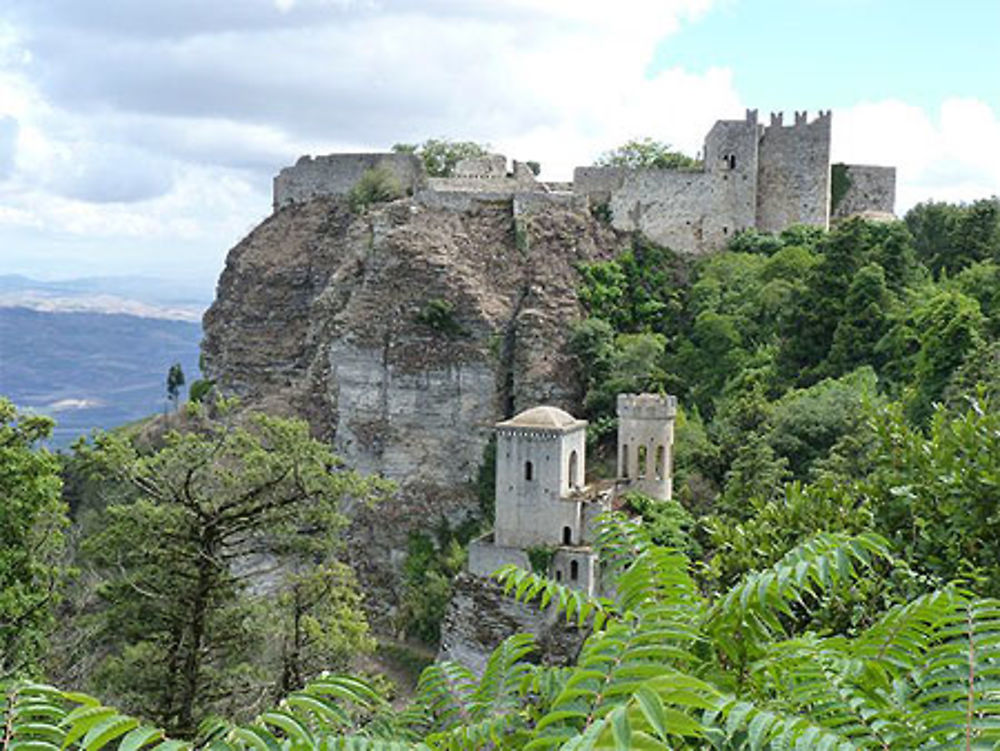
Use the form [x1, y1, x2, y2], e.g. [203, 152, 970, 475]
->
[906, 197, 1000, 277]
[0, 398, 66, 678]
[166, 363, 185, 410]
[907, 289, 984, 423]
[824, 264, 893, 376]
[866, 397, 1000, 594]
[595, 137, 700, 170]
[76, 403, 385, 736]
[391, 139, 490, 177]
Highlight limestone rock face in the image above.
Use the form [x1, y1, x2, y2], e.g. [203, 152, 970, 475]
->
[437, 573, 587, 675]
[201, 196, 622, 624]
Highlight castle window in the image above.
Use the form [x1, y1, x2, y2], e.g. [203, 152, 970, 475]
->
[563, 526, 572, 545]
[568, 450, 579, 489]
[621, 446, 629, 478]
[637, 445, 647, 479]
[555, 570, 562, 582]
[723, 226, 728, 235]
[525, 461, 533, 481]
[655, 445, 665, 481]
[570, 560, 579, 581]
[729, 155, 737, 169]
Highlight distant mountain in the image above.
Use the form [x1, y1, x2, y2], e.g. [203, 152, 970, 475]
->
[0, 274, 213, 321]
[0, 307, 202, 447]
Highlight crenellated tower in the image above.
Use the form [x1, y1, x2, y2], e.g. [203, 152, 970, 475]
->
[616, 393, 677, 500]
[755, 109, 833, 233]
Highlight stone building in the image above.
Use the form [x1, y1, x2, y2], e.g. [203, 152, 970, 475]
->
[272, 109, 896, 255]
[467, 394, 677, 595]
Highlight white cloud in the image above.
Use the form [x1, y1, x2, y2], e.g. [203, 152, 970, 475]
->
[834, 98, 1000, 213]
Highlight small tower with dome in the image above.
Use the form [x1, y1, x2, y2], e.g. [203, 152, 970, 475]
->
[493, 405, 587, 549]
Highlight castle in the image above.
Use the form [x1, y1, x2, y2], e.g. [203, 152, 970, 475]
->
[467, 393, 677, 595]
[272, 109, 895, 255]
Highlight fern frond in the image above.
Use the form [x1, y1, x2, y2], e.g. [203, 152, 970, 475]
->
[1, 683, 173, 751]
[613, 547, 703, 626]
[422, 711, 529, 751]
[705, 532, 893, 663]
[909, 596, 1000, 749]
[713, 696, 860, 751]
[413, 662, 477, 732]
[852, 588, 955, 676]
[493, 566, 618, 629]
[752, 634, 914, 748]
[467, 633, 535, 721]
[591, 512, 653, 577]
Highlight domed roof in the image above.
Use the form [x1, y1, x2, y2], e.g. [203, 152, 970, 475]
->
[496, 405, 586, 431]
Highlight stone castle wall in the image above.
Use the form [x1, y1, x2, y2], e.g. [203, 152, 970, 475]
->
[756, 111, 832, 233]
[273, 153, 425, 209]
[271, 109, 893, 253]
[832, 164, 897, 220]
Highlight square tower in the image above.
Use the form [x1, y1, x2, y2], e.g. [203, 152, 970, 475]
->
[494, 406, 587, 549]
[617, 393, 677, 500]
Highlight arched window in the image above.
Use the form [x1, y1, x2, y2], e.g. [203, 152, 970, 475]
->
[555, 570, 562, 582]
[570, 560, 579, 581]
[637, 445, 647, 479]
[568, 450, 579, 489]
[525, 461, 533, 481]
[621, 445, 629, 478]
[655, 445, 665, 480]
[563, 526, 572, 545]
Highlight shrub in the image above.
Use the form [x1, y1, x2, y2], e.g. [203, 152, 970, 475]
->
[348, 167, 403, 212]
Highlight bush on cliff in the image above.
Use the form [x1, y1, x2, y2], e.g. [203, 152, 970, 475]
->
[347, 167, 403, 212]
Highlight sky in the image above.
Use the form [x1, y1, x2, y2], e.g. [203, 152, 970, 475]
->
[0, 0, 997, 290]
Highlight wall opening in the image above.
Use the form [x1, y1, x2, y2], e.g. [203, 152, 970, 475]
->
[568, 450, 579, 489]
[555, 570, 562, 582]
[570, 560, 579, 581]
[637, 445, 647, 478]
[621, 445, 629, 478]
[729, 155, 737, 169]
[525, 461, 533, 481]
[655, 445, 665, 480]
[563, 526, 572, 545]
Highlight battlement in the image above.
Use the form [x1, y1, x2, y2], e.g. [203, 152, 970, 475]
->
[765, 110, 832, 130]
[616, 393, 677, 420]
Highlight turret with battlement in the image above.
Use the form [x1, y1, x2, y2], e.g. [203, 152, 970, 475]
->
[616, 393, 677, 501]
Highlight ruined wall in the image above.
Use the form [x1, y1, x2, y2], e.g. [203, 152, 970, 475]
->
[831, 164, 896, 220]
[756, 111, 831, 232]
[467, 535, 530, 578]
[273, 153, 425, 209]
[573, 166, 627, 205]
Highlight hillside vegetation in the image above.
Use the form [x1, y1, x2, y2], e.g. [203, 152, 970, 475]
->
[3, 195, 1000, 749]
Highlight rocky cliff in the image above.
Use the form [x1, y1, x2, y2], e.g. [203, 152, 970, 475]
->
[202, 195, 624, 624]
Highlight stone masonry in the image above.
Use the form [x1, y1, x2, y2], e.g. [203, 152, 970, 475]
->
[271, 109, 896, 255]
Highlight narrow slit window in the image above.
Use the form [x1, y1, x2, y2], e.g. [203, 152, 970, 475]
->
[655, 445, 665, 480]
[568, 450, 579, 489]
[621, 445, 629, 478]
[525, 461, 533, 481]
[637, 445, 647, 479]
[563, 526, 572, 545]
[570, 560, 579, 581]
